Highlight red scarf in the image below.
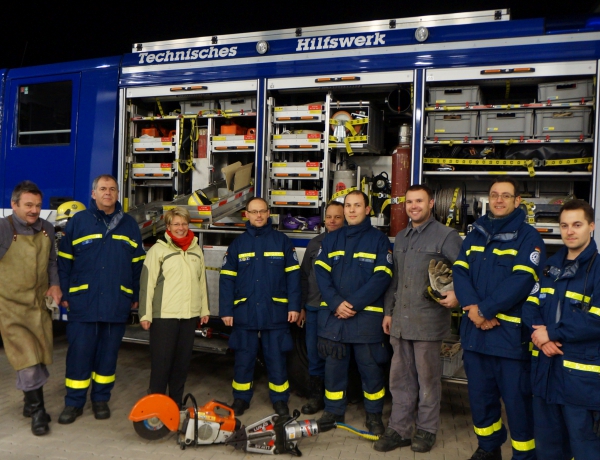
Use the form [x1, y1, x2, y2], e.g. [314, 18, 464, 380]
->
[167, 229, 195, 252]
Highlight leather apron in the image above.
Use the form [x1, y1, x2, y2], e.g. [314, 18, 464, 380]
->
[0, 216, 53, 370]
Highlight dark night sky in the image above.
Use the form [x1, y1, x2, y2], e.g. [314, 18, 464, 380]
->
[3, 1, 600, 69]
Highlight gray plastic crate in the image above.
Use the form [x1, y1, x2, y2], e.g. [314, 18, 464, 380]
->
[538, 79, 593, 103]
[480, 110, 534, 139]
[220, 97, 257, 112]
[180, 100, 217, 114]
[441, 341, 463, 377]
[428, 86, 481, 106]
[535, 108, 592, 138]
[426, 112, 478, 140]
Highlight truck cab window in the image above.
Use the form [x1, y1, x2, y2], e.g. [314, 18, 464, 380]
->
[17, 81, 72, 146]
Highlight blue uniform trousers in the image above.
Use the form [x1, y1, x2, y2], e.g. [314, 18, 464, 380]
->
[323, 342, 386, 415]
[64, 321, 126, 408]
[533, 396, 600, 460]
[305, 304, 325, 378]
[463, 350, 535, 459]
[229, 328, 292, 404]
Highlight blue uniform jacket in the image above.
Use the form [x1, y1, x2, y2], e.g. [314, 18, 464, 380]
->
[524, 240, 600, 410]
[453, 208, 545, 360]
[219, 219, 301, 330]
[315, 218, 393, 344]
[58, 200, 145, 323]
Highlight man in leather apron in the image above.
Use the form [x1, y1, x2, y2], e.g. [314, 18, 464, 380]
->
[0, 181, 62, 436]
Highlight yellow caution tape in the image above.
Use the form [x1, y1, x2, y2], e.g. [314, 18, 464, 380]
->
[446, 187, 459, 227]
[330, 187, 357, 201]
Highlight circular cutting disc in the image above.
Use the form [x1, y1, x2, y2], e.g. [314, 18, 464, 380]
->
[133, 417, 171, 440]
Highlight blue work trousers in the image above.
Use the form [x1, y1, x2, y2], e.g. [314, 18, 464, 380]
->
[533, 396, 600, 460]
[229, 328, 292, 404]
[323, 342, 387, 415]
[463, 350, 535, 460]
[64, 321, 126, 408]
[305, 304, 325, 378]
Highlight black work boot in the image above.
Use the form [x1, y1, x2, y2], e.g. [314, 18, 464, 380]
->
[411, 428, 436, 452]
[273, 400, 289, 416]
[470, 446, 502, 460]
[23, 394, 32, 417]
[373, 427, 412, 452]
[301, 376, 325, 415]
[316, 411, 345, 432]
[58, 405, 83, 424]
[365, 412, 385, 436]
[23, 388, 51, 436]
[92, 401, 111, 420]
[230, 398, 250, 416]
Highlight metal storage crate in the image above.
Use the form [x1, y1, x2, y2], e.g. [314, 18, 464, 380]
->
[480, 110, 533, 140]
[428, 85, 482, 106]
[426, 112, 478, 140]
[534, 108, 592, 138]
[538, 79, 594, 103]
[219, 97, 257, 113]
[180, 100, 217, 115]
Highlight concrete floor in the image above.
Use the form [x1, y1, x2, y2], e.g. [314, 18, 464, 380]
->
[0, 333, 514, 460]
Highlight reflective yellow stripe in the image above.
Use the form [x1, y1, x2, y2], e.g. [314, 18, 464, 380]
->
[272, 297, 289, 303]
[328, 251, 345, 258]
[353, 252, 376, 259]
[58, 251, 74, 260]
[112, 234, 138, 248]
[221, 270, 237, 277]
[232, 380, 252, 391]
[92, 372, 115, 384]
[264, 252, 284, 257]
[65, 377, 91, 389]
[532, 350, 539, 357]
[325, 389, 344, 400]
[564, 360, 600, 373]
[320, 301, 328, 307]
[120, 285, 133, 295]
[473, 418, 503, 436]
[132, 255, 146, 263]
[238, 252, 255, 259]
[374, 266, 393, 277]
[541, 288, 555, 294]
[526, 296, 540, 305]
[364, 306, 384, 313]
[493, 248, 518, 256]
[73, 234, 102, 246]
[513, 265, 539, 282]
[315, 260, 331, 272]
[363, 388, 385, 400]
[466, 246, 485, 256]
[589, 307, 600, 317]
[496, 313, 521, 324]
[512, 438, 535, 451]
[285, 264, 300, 272]
[529, 342, 533, 351]
[565, 291, 591, 304]
[269, 381, 289, 393]
[454, 260, 469, 270]
[69, 284, 89, 293]
[234, 298, 247, 305]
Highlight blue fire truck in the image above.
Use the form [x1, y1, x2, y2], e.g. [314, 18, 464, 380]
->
[2, 9, 599, 383]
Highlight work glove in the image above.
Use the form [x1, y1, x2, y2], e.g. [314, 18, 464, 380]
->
[428, 259, 454, 294]
[593, 411, 600, 438]
[317, 337, 346, 359]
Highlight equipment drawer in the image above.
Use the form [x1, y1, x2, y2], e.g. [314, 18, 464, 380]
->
[480, 110, 533, 140]
[428, 86, 481, 106]
[538, 79, 594, 103]
[426, 112, 478, 140]
[534, 108, 592, 138]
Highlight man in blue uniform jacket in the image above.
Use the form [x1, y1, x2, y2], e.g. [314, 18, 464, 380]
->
[453, 178, 545, 460]
[57, 175, 145, 424]
[314, 191, 393, 435]
[219, 197, 301, 417]
[524, 199, 600, 460]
